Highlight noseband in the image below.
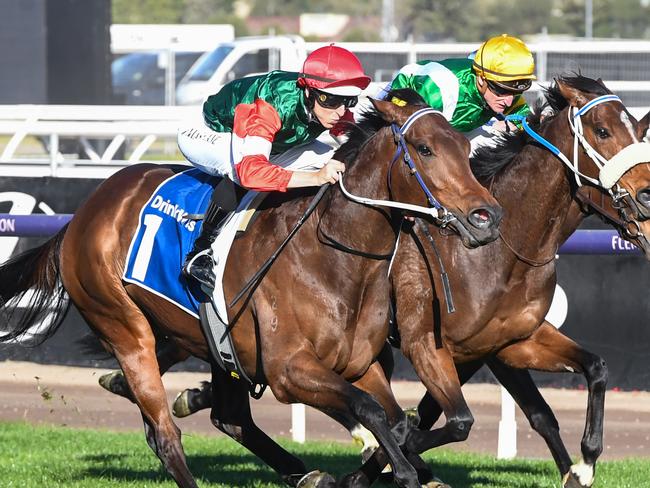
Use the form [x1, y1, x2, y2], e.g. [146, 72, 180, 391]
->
[506, 94, 650, 238]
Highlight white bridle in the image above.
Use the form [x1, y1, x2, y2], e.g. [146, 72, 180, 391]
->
[564, 94, 650, 191]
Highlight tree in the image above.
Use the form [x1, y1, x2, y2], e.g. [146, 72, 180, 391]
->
[112, 0, 185, 23]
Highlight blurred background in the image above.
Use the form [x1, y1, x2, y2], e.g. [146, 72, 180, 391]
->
[2, 0, 650, 107]
[0, 0, 648, 391]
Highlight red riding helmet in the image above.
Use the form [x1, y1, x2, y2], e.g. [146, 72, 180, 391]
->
[298, 44, 371, 96]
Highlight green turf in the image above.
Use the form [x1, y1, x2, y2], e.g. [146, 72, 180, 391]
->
[0, 422, 647, 487]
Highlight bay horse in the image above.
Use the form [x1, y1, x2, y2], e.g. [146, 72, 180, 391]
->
[355, 75, 650, 488]
[0, 97, 502, 488]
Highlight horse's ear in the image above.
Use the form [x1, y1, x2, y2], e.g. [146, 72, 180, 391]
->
[369, 98, 407, 125]
[556, 78, 588, 108]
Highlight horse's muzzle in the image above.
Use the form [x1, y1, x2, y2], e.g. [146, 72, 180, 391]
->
[636, 187, 650, 220]
[468, 206, 503, 231]
[453, 205, 502, 248]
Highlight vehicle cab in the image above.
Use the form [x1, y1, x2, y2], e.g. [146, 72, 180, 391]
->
[176, 35, 307, 105]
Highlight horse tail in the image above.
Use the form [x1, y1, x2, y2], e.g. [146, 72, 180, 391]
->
[0, 228, 70, 345]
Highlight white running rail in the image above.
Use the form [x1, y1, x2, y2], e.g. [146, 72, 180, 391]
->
[0, 104, 196, 177]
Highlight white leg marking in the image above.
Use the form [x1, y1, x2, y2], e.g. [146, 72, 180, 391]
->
[570, 458, 595, 487]
[350, 424, 380, 450]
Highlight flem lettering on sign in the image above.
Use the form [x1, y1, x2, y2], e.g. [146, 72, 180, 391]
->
[611, 235, 636, 251]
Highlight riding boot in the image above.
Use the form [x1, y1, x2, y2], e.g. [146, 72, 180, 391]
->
[182, 183, 235, 289]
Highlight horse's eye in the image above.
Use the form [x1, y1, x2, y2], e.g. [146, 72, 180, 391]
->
[417, 144, 432, 156]
[595, 127, 610, 139]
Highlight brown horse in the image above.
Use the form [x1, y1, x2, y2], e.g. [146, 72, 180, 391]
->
[0, 97, 502, 488]
[358, 75, 650, 488]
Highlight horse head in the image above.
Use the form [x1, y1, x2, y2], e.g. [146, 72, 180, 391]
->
[552, 76, 650, 257]
[366, 94, 502, 248]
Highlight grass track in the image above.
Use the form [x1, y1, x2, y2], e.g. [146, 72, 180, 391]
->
[1, 422, 648, 487]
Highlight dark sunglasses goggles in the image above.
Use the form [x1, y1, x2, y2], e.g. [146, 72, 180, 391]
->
[486, 78, 532, 96]
[313, 90, 358, 109]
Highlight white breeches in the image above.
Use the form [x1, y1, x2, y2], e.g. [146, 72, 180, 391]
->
[177, 118, 338, 184]
[467, 118, 510, 156]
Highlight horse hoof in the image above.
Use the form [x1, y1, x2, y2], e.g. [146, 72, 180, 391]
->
[360, 446, 392, 475]
[422, 478, 452, 488]
[562, 461, 594, 488]
[172, 381, 211, 418]
[172, 389, 193, 418]
[563, 473, 587, 488]
[338, 472, 370, 488]
[404, 406, 421, 427]
[98, 370, 132, 400]
[295, 470, 336, 488]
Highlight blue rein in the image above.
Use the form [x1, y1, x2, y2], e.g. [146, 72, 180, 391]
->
[503, 93, 623, 160]
[502, 113, 563, 156]
[389, 112, 445, 213]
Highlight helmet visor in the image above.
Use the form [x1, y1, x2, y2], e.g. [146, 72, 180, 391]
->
[314, 89, 358, 109]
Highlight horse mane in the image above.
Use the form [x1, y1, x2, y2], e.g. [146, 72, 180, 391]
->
[544, 73, 612, 114]
[334, 89, 428, 165]
[470, 73, 611, 183]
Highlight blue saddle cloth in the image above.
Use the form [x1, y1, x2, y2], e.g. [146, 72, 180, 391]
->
[123, 168, 215, 318]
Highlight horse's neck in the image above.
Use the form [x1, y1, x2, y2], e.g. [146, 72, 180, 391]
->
[320, 134, 398, 254]
[492, 118, 585, 259]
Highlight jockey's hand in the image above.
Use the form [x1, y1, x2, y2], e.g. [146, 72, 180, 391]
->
[491, 119, 514, 133]
[286, 159, 346, 189]
[316, 159, 346, 185]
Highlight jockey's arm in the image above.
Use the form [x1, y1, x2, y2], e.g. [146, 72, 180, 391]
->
[233, 99, 343, 191]
[386, 65, 445, 112]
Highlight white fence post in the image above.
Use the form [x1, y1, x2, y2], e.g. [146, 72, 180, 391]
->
[497, 386, 517, 459]
[291, 403, 306, 443]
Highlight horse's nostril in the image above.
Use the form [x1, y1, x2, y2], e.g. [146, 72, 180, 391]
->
[637, 188, 650, 208]
[469, 208, 492, 228]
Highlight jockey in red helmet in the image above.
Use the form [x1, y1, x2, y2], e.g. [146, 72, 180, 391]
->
[178, 44, 370, 288]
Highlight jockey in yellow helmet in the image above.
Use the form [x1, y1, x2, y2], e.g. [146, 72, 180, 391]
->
[388, 34, 536, 134]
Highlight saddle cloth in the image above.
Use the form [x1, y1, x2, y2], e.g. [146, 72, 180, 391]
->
[123, 134, 339, 322]
[123, 168, 214, 317]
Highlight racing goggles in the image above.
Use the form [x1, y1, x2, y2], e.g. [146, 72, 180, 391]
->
[486, 78, 532, 96]
[314, 90, 358, 109]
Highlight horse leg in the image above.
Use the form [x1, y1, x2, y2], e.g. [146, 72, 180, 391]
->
[98, 337, 209, 420]
[486, 357, 573, 477]
[207, 366, 322, 487]
[399, 340, 474, 456]
[99, 338, 191, 403]
[495, 320, 607, 488]
[276, 350, 420, 488]
[78, 306, 197, 488]
[338, 362, 438, 487]
[345, 342, 396, 460]
[415, 360, 484, 430]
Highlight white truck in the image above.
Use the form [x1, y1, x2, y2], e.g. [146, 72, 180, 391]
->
[176, 35, 308, 105]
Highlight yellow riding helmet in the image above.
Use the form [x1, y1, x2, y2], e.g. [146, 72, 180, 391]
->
[473, 34, 536, 85]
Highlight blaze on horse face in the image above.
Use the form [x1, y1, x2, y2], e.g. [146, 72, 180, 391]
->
[557, 80, 650, 257]
[370, 98, 503, 248]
